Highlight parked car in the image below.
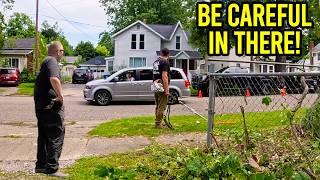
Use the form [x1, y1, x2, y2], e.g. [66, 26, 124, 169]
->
[197, 67, 319, 97]
[0, 68, 20, 86]
[83, 67, 191, 105]
[72, 69, 94, 84]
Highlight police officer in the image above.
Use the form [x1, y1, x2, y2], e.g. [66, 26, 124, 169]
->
[34, 41, 67, 177]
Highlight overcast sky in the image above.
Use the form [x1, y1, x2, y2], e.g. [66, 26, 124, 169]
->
[3, 0, 111, 47]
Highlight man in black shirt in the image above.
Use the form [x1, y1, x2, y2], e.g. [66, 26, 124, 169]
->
[34, 41, 66, 177]
[153, 48, 170, 128]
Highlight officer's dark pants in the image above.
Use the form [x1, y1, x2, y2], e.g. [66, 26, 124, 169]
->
[35, 103, 65, 174]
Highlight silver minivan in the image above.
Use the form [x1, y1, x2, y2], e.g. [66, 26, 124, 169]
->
[83, 67, 191, 105]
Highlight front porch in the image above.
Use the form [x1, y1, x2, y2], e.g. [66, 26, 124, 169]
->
[157, 50, 203, 77]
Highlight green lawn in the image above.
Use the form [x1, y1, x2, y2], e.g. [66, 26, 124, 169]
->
[89, 109, 307, 138]
[65, 132, 320, 179]
[16, 83, 34, 96]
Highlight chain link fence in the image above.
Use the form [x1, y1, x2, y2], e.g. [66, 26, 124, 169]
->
[206, 72, 320, 147]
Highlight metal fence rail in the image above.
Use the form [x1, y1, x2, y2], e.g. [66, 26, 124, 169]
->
[207, 72, 320, 147]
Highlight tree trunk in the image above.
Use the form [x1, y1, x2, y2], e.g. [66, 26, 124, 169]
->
[275, 56, 287, 72]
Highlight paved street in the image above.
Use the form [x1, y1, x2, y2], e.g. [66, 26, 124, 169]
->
[0, 84, 208, 123]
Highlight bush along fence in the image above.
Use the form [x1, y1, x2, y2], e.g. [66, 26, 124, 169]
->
[207, 72, 320, 178]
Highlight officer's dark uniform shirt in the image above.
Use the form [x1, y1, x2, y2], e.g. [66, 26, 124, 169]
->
[34, 56, 60, 110]
[153, 57, 170, 84]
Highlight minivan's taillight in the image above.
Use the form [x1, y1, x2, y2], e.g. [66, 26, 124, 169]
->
[185, 80, 191, 88]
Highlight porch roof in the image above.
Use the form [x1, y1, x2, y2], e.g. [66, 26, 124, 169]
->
[156, 50, 202, 59]
[0, 49, 33, 55]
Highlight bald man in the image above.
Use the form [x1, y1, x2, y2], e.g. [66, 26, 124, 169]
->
[34, 41, 67, 177]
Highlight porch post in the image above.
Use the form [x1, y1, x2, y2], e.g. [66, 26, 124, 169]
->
[187, 59, 190, 75]
[174, 59, 176, 67]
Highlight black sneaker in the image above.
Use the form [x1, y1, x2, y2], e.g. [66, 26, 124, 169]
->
[35, 168, 47, 174]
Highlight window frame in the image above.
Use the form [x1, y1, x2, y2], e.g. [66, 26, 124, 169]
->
[139, 34, 145, 50]
[129, 57, 147, 68]
[176, 35, 181, 50]
[131, 34, 137, 50]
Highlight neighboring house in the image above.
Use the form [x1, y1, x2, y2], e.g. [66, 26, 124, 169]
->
[111, 20, 202, 76]
[0, 38, 35, 73]
[61, 56, 79, 76]
[79, 56, 106, 79]
[207, 48, 276, 73]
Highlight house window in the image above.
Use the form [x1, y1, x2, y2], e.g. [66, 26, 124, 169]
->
[318, 53, 320, 61]
[176, 36, 181, 50]
[129, 57, 146, 67]
[108, 61, 113, 72]
[131, 34, 137, 49]
[260, 65, 274, 73]
[139, 34, 145, 49]
[6, 58, 19, 68]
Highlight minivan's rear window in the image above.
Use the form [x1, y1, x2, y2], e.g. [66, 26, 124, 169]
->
[0, 69, 16, 74]
[74, 69, 87, 73]
[170, 70, 183, 79]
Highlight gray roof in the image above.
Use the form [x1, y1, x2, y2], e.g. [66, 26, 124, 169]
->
[156, 50, 202, 59]
[314, 43, 320, 52]
[147, 23, 177, 39]
[185, 51, 202, 59]
[81, 56, 106, 66]
[3, 38, 35, 49]
[0, 49, 33, 55]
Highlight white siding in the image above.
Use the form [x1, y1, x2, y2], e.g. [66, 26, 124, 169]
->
[161, 26, 194, 51]
[114, 24, 161, 70]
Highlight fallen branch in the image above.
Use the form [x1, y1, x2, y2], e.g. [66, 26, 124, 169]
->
[288, 76, 315, 175]
[240, 106, 250, 150]
[210, 133, 220, 149]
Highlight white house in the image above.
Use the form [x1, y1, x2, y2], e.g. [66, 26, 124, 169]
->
[0, 38, 34, 73]
[207, 48, 276, 73]
[111, 20, 202, 76]
[312, 43, 320, 67]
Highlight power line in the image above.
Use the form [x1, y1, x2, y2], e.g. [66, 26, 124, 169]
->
[40, 14, 108, 29]
[44, 0, 97, 41]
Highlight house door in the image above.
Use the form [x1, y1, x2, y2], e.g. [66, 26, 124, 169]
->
[176, 59, 188, 75]
[182, 60, 188, 76]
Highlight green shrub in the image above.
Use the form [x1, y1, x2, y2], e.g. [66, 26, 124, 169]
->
[302, 102, 320, 138]
[20, 68, 36, 83]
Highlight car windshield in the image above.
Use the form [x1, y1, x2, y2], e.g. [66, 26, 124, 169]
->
[0, 69, 16, 74]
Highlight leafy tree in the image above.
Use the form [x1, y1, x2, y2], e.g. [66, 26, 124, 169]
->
[58, 35, 73, 56]
[74, 41, 95, 61]
[5, 12, 35, 38]
[99, 0, 194, 32]
[40, 21, 74, 56]
[0, 0, 14, 48]
[40, 20, 60, 43]
[98, 31, 114, 55]
[95, 44, 110, 57]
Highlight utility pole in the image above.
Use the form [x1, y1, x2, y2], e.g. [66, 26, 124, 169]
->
[35, 0, 39, 74]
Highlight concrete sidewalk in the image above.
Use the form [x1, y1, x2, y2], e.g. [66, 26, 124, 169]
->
[0, 121, 206, 173]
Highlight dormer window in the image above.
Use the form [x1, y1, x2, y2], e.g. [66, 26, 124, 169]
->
[137, 24, 140, 30]
[176, 36, 181, 50]
[131, 34, 137, 49]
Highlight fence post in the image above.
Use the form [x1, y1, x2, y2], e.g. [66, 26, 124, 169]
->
[207, 75, 216, 147]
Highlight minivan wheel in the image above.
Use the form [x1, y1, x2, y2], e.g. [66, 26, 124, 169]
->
[94, 90, 112, 106]
[168, 90, 179, 105]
